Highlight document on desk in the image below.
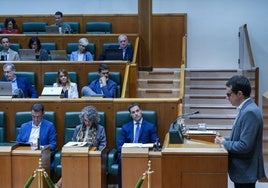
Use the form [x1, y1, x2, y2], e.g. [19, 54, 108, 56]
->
[122, 143, 154, 148]
[64, 142, 87, 147]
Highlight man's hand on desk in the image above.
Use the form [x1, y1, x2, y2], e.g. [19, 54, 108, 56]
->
[214, 135, 225, 144]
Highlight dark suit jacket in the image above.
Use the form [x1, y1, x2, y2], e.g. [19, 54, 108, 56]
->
[16, 119, 57, 151]
[117, 119, 158, 152]
[88, 78, 117, 98]
[98, 46, 133, 61]
[222, 99, 266, 183]
[1, 76, 38, 98]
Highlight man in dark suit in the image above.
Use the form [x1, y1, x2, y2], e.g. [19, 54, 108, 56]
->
[16, 103, 57, 151]
[215, 75, 266, 188]
[98, 34, 134, 62]
[2, 63, 38, 98]
[116, 103, 159, 188]
[81, 63, 117, 98]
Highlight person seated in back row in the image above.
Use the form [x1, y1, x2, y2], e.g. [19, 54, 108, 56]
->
[52, 11, 72, 34]
[70, 38, 93, 61]
[81, 63, 117, 98]
[0, 17, 19, 34]
[28, 36, 49, 61]
[98, 34, 133, 61]
[0, 36, 20, 61]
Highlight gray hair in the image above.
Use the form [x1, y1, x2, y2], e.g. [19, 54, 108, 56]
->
[79, 105, 100, 126]
[3, 63, 15, 71]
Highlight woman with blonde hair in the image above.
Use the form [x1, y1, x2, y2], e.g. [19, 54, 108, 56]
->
[53, 69, 78, 98]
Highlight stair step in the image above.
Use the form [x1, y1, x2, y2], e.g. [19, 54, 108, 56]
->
[137, 89, 179, 98]
[138, 79, 180, 89]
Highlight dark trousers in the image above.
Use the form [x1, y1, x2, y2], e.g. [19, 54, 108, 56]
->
[234, 182, 255, 188]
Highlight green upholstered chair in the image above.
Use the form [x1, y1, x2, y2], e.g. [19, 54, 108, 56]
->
[41, 42, 57, 53]
[66, 42, 96, 60]
[87, 71, 121, 98]
[43, 71, 78, 86]
[64, 22, 80, 33]
[107, 110, 157, 175]
[15, 71, 36, 87]
[54, 111, 106, 177]
[22, 22, 47, 34]
[102, 43, 132, 53]
[9, 43, 21, 52]
[0, 111, 5, 142]
[15, 111, 56, 140]
[85, 21, 112, 34]
[0, 22, 4, 29]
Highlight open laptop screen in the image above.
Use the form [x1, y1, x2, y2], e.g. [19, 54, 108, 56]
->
[18, 49, 36, 61]
[50, 50, 67, 61]
[105, 49, 123, 60]
[0, 82, 12, 96]
[45, 25, 59, 34]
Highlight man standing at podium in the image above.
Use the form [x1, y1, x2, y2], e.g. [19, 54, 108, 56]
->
[215, 75, 266, 188]
[117, 103, 159, 188]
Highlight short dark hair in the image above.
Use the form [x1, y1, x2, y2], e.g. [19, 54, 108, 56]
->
[31, 103, 44, 113]
[226, 75, 251, 98]
[128, 103, 141, 112]
[55, 11, 63, 17]
[98, 63, 109, 72]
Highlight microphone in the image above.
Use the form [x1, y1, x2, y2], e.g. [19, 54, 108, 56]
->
[36, 138, 40, 150]
[171, 111, 199, 127]
[12, 88, 24, 98]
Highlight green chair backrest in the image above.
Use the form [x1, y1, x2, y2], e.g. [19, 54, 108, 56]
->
[43, 71, 78, 86]
[41, 42, 57, 53]
[15, 71, 36, 86]
[115, 110, 157, 146]
[22, 22, 47, 34]
[0, 111, 5, 142]
[86, 21, 112, 34]
[64, 111, 106, 144]
[15, 111, 55, 139]
[87, 71, 121, 98]
[0, 22, 4, 28]
[64, 22, 80, 33]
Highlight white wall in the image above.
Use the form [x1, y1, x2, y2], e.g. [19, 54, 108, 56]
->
[2, 0, 268, 100]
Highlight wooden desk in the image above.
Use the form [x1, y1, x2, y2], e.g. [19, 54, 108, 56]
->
[11, 145, 50, 188]
[121, 146, 161, 188]
[161, 135, 228, 188]
[0, 143, 17, 188]
[61, 144, 107, 188]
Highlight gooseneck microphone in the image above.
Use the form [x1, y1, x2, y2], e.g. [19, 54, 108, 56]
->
[171, 111, 200, 128]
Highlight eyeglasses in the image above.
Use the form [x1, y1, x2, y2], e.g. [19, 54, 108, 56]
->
[226, 92, 234, 98]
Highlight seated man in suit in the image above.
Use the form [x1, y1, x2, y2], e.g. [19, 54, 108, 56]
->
[1, 63, 38, 98]
[0, 36, 20, 61]
[16, 103, 57, 151]
[116, 103, 159, 188]
[81, 63, 117, 98]
[98, 34, 133, 61]
[52, 11, 72, 34]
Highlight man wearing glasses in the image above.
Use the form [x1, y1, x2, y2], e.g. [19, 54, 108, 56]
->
[215, 75, 266, 188]
[81, 63, 117, 98]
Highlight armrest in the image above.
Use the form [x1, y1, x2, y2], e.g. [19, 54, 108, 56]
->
[54, 150, 62, 174]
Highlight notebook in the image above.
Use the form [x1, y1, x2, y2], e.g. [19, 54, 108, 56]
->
[0, 82, 12, 97]
[105, 48, 123, 60]
[41, 87, 62, 96]
[50, 50, 67, 60]
[18, 49, 36, 61]
[45, 25, 59, 34]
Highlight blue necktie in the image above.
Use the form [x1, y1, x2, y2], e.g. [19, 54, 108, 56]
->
[134, 122, 140, 143]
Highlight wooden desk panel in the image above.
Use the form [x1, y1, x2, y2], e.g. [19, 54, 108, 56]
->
[11, 146, 50, 188]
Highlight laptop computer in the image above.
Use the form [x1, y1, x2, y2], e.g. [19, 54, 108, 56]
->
[0, 82, 12, 97]
[105, 49, 123, 60]
[50, 50, 67, 61]
[18, 49, 36, 61]
[41, 87, 62, 96]
[45, 25, 59, 34]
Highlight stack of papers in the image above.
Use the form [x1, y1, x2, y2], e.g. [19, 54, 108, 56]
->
[122, 143, 154, 148]
[64, 142, 87, 147]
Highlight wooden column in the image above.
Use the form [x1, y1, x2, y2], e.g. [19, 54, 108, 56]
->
[138, 0, 152, 71]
